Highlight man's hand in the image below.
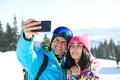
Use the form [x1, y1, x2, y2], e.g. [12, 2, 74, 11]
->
[23, 18, 41, 40]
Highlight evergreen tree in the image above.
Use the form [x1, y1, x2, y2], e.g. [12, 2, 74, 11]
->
[4, 23, 13, 51]
[91, 46, 97, 57]
[108, 39, 116, 59]
[41, 34, 50, 45]
[0, 21, 3, 42]
[0, 21, 4, 51]
[103, 39, 109, 59]
[92, 39, 118, 60]
[13, 14, 18, 32]
[20, 17, 24, 33]
[12, 15, 19, 50]
[97, 42, 106, 59]
[21, 18, 24, 27]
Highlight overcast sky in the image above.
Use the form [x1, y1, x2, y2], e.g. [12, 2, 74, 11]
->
[1, 0, 120, 31]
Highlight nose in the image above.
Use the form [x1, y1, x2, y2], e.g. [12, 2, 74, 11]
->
[57, 41, 62, 46]
[72, 46, 78, 51]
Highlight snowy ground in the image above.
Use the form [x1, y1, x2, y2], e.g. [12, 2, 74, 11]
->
[0, 51, 23, 80]
[98, 59, 120, 80]
[0, 51, 120, 80]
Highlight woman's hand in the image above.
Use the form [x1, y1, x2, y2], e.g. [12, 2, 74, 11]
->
[70, 64, 81, 76]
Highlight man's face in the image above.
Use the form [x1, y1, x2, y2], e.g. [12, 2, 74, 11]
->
[51, 36, 67, 56]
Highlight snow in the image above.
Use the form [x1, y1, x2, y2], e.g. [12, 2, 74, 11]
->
[98, 59, 120, 80]
[0, 51, 23, 80]
[0, 51, 120, 80]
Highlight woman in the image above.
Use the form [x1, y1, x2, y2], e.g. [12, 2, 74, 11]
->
[63, 34, 100, 80]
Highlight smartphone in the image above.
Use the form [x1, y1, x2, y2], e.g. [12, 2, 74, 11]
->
[32, 20, 51, 32]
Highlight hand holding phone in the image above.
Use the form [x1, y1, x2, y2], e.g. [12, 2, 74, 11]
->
[32, 20, 51, 32]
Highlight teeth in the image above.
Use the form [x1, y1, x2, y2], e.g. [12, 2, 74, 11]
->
[56, 47, 61, 50]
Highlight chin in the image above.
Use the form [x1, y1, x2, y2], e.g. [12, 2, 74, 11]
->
[55, 52, 62, 56]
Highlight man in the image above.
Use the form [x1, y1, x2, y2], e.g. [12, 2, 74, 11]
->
[116, 59, 119, 68]
[16, 18, 73, 80]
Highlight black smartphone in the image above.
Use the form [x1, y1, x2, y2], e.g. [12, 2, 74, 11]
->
[32, 20, 51, 32]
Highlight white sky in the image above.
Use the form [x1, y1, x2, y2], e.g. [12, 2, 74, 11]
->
[0, 0, 120, 31]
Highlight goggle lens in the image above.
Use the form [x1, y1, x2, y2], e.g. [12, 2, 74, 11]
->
[53, 26, 73, 40]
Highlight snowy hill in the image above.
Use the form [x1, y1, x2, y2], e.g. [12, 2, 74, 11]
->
[0, 51, 120, 80]
[73, 27, 120, 47]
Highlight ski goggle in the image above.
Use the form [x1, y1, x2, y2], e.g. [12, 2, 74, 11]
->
[53, 26, 73, 40]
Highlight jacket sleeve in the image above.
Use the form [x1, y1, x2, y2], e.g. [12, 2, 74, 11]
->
[16, 32, 41, 71]
[80, 58, 100, 80]
[90, 58, 100, 80]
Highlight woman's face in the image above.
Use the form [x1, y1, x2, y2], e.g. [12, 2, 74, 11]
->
[69, 42, 83, 62]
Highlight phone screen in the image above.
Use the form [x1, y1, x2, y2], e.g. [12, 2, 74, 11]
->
[32, 21, 51, 32]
